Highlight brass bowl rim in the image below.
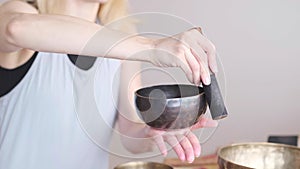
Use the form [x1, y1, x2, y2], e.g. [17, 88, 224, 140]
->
[217, 142, 300, 168]
[114, 161, 173, 169]
[135, 84, 205, 100]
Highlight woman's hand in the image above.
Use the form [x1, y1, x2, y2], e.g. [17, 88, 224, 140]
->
[147, 117, 218, 163]
[150, 28, 218, 85]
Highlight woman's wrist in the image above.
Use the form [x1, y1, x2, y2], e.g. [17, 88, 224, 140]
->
[123, 35, 156, 63]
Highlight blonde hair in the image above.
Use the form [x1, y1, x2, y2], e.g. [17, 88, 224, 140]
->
[25, 0, 134, 32]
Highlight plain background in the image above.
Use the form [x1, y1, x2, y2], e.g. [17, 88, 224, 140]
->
[0, 0, 299, 168]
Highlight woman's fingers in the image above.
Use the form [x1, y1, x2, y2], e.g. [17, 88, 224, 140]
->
[200, 40, 217, 74]
[179, 61, 194, 83]
[162, 131, 202, 163]
[165, 135, 186, 161]
[153, 135, 168, 157]
[180, 31, 214, 85]
[207, 49, 218, 73]
[150, 127, 205, 163]
[189, 44, 211, 85]
[183, 46, 201, 85]
[192, 28, 218, 73]
[180, 44, 210, 85]
[152, 28, 217, 86]
[150, 118, 217, 162]
[186, 131, 201, 157]
[176, 134, 195, 163]
[148, 128, 168, 156]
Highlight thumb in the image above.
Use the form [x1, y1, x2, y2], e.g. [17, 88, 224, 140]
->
[191, 118, 218, 130]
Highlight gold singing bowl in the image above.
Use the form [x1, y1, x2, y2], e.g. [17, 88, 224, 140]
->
[218, 142, 300, 169]
[114, 161, 173, 169]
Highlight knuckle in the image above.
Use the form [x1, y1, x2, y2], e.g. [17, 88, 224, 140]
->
[200, 67, 209, 75]
[179, 136, 189, 143]
[199, 56, 208, 64]
[189, 28, 199, 34]
[191, 64, 200, 72]
[184, 30, 193, 36]
[174, 146, 182, 153]
[176, 151, 184, 158]
[207, 40, 217, 53]
[180, 40, 189, 48]
[180, 32, 192, 43]
[176, 45, 185, 54]
[184, 147, 194, 154]
[182, 142, 194, 154]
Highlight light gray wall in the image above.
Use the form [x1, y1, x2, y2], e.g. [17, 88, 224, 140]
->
[111, 0, 300, 167]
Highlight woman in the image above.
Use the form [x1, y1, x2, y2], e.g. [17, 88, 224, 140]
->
[0, 0, 219, 168]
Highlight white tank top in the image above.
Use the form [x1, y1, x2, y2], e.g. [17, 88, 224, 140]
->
[0, 52, 121, 169]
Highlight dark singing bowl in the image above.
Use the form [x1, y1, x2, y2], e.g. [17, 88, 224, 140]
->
[114, 161, 173, 169]
[218, 142, 300, 169]
[135, 84, 207, 130]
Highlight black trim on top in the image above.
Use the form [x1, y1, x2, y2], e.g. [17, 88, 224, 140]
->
[0, 52, 38, 97]
[67, 54, 97, 70]
[0, 52, 97, 97]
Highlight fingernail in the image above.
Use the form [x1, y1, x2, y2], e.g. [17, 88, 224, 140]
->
[180, 155, 185, 161]
[188, 156, 194, 163]
[205, 76, 211, 85]
[196, 151, 201, 157]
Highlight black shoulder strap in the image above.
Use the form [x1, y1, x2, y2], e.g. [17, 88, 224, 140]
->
[0, 52, 38, 97]
[0, 52, 97, 97]
[67, 54, 97, 70]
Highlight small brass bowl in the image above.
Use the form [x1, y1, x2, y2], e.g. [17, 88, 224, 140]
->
[135, 84, 207, 130]
[114, 161, 173, 169]
[218, 142, 300, 169]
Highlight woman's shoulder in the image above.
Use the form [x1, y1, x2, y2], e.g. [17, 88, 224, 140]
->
[0, 1, 38, 69]
[0, 49, 36, 69]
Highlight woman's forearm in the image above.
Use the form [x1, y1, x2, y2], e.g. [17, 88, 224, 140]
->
[6, 13, 153, 61]
[117, 61, 155, 154]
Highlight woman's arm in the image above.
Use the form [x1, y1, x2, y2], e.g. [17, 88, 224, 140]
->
[0, 0, 38, 52]
[1, 1, 218, 85]
[0, 1, 152, 57]
[117, 60, 155, 153]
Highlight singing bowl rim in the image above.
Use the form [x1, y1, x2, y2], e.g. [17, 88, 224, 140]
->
[135, 84, 205, 100]
[114, 161, 173, 169]
[217, 142, 300, 169]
